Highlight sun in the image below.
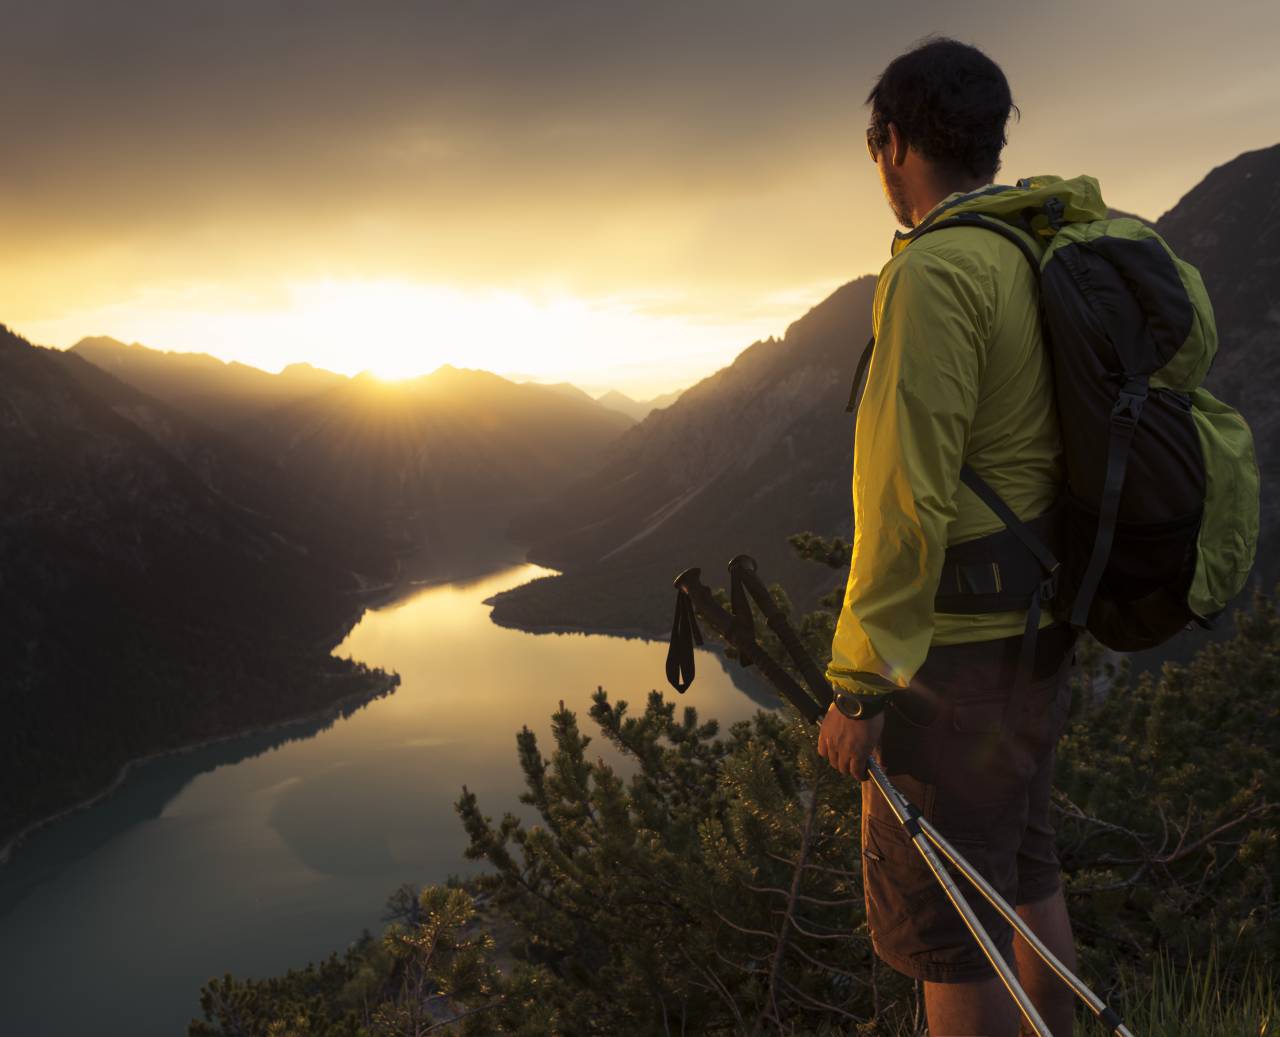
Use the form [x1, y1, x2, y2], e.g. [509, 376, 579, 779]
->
[30, 276, 782, 399]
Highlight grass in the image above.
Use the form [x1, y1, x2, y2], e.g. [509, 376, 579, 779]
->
[841, 943, 1277, 1036]
[1077, 946, 1275, 1037]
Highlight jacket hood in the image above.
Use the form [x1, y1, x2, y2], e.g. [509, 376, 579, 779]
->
[890, 174, 1110, 257]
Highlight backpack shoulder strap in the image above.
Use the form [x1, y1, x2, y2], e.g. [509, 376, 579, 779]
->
[844, 334, 876, 414]
[844, 214, 1041, 415]
[914, 213, 1043, 279]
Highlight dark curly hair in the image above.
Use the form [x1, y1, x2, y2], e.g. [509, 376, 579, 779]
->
[866, 36, 1019, 182]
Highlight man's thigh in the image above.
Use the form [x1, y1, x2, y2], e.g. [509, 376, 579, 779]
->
[860, 625, 1075, 983]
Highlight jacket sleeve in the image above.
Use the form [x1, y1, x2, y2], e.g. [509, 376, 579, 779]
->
[825, 247, 993, 695]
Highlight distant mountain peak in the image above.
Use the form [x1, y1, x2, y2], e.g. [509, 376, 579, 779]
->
[74, 334, 131, 350]
[593, 386, 687, 422]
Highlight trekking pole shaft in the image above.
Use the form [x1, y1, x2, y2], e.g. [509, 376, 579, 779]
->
[728, 557, 833, 709]
[867, 760, 1053, 1037]
[913, 810, 1135, 1037]
[673, 574, 823, 725]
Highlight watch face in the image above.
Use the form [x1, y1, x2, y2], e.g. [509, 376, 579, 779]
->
[837, 691, 863, 719]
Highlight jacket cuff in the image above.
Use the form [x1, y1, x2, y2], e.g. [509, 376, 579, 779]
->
[824, 668, 901, 698]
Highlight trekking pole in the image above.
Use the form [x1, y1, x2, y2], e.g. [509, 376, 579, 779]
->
[671, 564, 1051, 1036]
[667, 558, 1135, 1037]
[721, 560, 1131, 1029]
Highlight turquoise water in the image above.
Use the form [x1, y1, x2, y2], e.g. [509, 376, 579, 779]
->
[0, 562, 775, 1036]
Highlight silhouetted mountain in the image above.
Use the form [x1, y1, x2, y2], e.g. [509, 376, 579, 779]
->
[71, 336, 346, 432]
[1107, 206, 1154, 227]
[1156, 142, 1280, 587]
[525, 380, 606, 409]
[646, 387, 685, 411]
[492, 279, 876, 632]
[54, 348, 396, 581]
[73, 344, 636, 576]
[594, 389, 649, 421]
[241, 364, 635, 572]
[493, 147, 1276, 636]
[0, 325, 392, 848]
[595, 387, 688, 422]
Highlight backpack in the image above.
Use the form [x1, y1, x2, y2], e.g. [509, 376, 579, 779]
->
[846, 176, 1259, 658]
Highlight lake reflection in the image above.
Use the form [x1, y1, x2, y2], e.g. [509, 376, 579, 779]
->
[0, 563, 777, 1037]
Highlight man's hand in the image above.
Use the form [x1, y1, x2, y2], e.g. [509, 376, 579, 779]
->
[817, 704, 884, 780]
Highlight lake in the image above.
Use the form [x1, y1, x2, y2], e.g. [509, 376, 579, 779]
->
[0, 562, 778, 1036]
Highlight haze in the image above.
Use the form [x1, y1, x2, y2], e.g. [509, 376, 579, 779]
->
[4, 0, 1278, 397]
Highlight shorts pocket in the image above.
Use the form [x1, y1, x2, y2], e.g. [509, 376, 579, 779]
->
[863, 812, 939, 940]
[952, 697, 1006, 734]
[1008, 663, 1073, 746]
[864, 811, 1003, 964]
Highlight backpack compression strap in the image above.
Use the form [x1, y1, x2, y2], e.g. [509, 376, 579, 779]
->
[1069, 375, 1149, 627]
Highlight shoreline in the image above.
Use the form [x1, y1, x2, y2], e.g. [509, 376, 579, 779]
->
[0, 545, 533, 871]
[0, 551, 647, 869]
[483, 609, 665, 642]
[0, 669, 399, 869]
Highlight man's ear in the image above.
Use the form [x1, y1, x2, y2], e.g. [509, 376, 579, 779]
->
[887, 122, 908, 167]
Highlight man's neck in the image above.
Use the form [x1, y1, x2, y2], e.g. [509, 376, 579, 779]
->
[911, 176, 993, 225]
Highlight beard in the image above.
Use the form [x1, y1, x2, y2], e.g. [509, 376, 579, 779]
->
[880, 161, 915, 229]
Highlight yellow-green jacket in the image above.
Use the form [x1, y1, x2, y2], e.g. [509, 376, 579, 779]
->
[825, 176, 1109, 696]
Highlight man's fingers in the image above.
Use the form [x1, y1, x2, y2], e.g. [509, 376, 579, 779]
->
[816, 710, 885, 779]
[826, 746, 844, 773]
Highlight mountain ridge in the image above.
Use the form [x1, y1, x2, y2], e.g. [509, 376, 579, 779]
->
[492, 275, 878, 632]
[0, 324, 394, 847]
[492, 144, 1279, 637]
[70, 336, 638, 578]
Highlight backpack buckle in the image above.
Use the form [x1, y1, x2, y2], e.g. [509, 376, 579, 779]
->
[1112, 377, 1149, 429]
[1044, 197, 1066, 231]
[1040, 568, 1059, 603]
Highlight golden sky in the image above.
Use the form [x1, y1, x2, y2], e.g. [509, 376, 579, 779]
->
[4, 0, 1278, 398]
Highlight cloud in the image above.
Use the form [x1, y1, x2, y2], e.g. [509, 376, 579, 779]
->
[3, 0, 1278, 391]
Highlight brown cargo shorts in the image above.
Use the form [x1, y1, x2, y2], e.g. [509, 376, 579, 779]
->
[860, 622, 1077, 983]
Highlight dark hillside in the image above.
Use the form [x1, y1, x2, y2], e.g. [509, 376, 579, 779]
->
[0, 326, 390, 848]
[246, 365, 636, 561]
[74, 342, 638, 575]
[492, 276, 877, 633]
[55, 348, 396, 580]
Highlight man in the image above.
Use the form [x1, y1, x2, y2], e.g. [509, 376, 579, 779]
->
[816, 37, 1081, 1037]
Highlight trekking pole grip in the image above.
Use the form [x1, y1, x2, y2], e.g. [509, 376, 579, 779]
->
[671, 567, 825, 724]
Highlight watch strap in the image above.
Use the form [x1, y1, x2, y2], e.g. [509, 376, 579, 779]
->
[832, 686, 893, 720]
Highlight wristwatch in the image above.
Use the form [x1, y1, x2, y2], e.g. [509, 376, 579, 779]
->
[831, 686, 893, 720]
